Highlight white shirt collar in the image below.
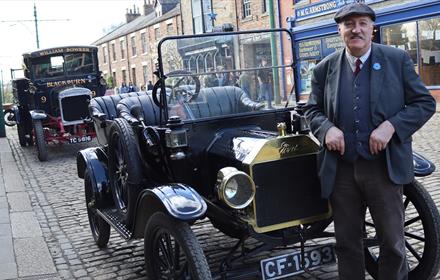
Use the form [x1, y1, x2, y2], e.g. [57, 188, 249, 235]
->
[345, 47, 371, 72]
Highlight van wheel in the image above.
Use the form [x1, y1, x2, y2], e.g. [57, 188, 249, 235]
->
[108, 118, 142, 227]
[33, 120, 48, 161]
[144, 212, 212, 280]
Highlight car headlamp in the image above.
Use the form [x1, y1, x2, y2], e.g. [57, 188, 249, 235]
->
[165, 116, 188, 148]
[216, 167, 255, 209]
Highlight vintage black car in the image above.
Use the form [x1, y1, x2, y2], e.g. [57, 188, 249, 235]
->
[11, 46, 106, 161]
[77, 29, 440, 279]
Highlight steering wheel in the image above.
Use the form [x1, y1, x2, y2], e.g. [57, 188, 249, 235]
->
[166, 70, 200, 104]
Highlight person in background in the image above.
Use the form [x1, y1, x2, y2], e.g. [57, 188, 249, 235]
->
[304, 3, 436, 279]
[128, 81, 138, 92]
[147, 80, 154, 91]
[257, 58, 272, 106]
[238, 71, 251, 97]
[119, 82, 129, 94]
[204, 68, 219, 88]
[140, 84, 146, 92]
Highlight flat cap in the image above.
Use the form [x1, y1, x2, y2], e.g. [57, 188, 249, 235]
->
[334, 3, 376, 23]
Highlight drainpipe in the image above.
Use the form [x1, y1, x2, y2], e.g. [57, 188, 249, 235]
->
[268, 0, 280, 104]
[276, 0, 287, 101]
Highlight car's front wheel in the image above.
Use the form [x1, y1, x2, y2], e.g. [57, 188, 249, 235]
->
[364, 180, 440, 279]
[144, 212, 212, 280]
[84, 169, 110, 248]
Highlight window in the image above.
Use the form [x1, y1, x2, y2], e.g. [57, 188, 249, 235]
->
[143, 65, 148, 85]
[243, 0, 251, 18]
[131, 36, 137, 56]
[418, 17, 440, 87]
[382, 22, 417, 66]
[120, 40, 125, 59]
[122, 69, 127, 84]
[167, 23, 173, 34]
[154, 28, 160, 40]
[131, 68, 137, 86]
[381, 16, 440, 87]
[112, 71, 117, 87]
[141, 33, 148, 53]
[103, 46, 107, 64]
[192, 0, 213, 34]
[111, 43, 116, 61]
[262, 0, 268, 13]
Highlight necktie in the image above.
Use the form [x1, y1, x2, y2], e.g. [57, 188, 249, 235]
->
[354, 58, 362, 76]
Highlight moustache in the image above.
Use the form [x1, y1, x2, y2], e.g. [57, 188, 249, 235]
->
[350, 35, 364, 40]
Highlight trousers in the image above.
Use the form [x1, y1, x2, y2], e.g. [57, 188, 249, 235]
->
[330, 157, 407, 280]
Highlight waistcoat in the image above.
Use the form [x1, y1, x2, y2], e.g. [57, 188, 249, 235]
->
[337, 55, 379, 162]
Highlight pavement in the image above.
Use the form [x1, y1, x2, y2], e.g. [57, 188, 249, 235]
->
[0, 137, 57, 280]
[0, 109, 440, 279]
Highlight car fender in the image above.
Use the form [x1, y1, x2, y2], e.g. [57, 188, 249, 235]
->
[76, 147, 111, 208]
[133, 184, 207, 238]
[30, 110, 47, 120]
[413, 151, 435, 177]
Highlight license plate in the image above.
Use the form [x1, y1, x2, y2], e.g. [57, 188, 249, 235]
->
[69, 135, 92, 144]
[260, 244, 336, 280]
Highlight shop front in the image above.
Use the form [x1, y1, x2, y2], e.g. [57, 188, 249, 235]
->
[289, 0, 440, 99]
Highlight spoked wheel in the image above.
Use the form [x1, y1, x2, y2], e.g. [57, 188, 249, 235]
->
[108, 118, 142, 226]
[33, 120, 48, 161]
[4, 109, 16, 126]
[84, 170, 110, 248]
[144, 212, 212, 280]
[364, 180, 440, 279]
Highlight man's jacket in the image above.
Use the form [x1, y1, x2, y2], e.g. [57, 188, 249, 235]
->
[304, 43, 436, 198]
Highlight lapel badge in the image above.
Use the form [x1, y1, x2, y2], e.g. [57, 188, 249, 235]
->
[373, 62, 381, 70]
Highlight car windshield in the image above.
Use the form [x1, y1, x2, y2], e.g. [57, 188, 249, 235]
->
[31, 52, 95, 79]
[159, 30, 295, 121]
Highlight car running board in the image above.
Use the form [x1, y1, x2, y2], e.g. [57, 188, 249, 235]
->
[96, 208, 132, 240]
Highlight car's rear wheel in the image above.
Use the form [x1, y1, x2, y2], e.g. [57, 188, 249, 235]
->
[33, 120, 48, 161]
[364, 180, 440, 279]
[108, 118, 143, 226]
[84, 169, 110, 248]
[144, 212, 212, 280]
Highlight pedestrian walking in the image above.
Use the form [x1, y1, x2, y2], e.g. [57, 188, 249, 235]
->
[304, 3, 435, 280]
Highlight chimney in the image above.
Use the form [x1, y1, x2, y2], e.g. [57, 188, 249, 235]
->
[125, 5, 141, 23]
[143, 0, 154, 16]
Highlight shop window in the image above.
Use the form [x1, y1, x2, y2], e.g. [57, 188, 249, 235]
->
[381, 22, 417, 68]
[418, 17, 440, 87]
[192, 0, 213, 34]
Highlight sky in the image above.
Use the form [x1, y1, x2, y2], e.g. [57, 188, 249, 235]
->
[0, 0, 145, 81]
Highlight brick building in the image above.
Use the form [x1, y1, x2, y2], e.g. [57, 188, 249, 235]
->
[93, 0, 181, 90]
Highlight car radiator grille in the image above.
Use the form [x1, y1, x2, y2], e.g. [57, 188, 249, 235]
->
[252, 154, 330, 228]
[60, 95, 90, 122]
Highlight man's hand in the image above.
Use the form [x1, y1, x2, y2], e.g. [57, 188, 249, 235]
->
[325, 126, 345, 155]
[369, 120, 395, 155]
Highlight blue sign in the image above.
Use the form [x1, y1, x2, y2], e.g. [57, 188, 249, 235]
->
[322, 35, 345, 57]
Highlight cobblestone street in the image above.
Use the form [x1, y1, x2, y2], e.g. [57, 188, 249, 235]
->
[3, 111, 440, 280]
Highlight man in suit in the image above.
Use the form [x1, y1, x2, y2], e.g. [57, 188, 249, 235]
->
[304, 3, 436, 279]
